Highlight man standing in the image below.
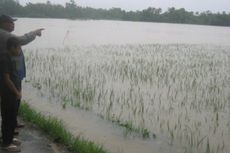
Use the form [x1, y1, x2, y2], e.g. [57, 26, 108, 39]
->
[0, 14, 44, 130]
[0, 37, 23, 152]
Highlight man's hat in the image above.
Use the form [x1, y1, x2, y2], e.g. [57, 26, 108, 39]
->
[0, 15, 17, 23]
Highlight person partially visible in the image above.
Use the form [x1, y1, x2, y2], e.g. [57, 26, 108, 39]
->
[0, 37, 22, 152]
[0, 14, 44, 130]
[0, 15, 44, 53]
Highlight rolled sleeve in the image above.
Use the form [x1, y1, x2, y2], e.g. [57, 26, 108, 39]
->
[0, 29, 37, 50]
[17, 31, 37, 46]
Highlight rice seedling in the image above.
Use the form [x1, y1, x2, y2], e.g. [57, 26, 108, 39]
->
[24, 44, 230, 153]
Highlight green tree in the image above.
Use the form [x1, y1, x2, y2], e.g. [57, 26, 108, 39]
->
[141, 7, 162, 22]
[0, 0, 22, 15]
[1, 0, 230, 27]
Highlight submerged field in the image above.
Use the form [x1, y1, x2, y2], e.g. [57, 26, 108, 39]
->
[24, 44, 230, 153]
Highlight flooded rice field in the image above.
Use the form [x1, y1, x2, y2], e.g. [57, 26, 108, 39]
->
[23, 44, 230, 153]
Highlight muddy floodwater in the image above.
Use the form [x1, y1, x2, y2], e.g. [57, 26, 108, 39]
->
[15, 18, 230, 48]
[15, 18, 230, 153]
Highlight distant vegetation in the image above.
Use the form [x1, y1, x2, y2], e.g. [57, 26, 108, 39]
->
[1, 0, 230, 26]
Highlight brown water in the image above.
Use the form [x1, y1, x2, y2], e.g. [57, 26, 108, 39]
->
[14, 18, 230, 48]
[23, 44, 230, 153]
[23, 83, 181, 153]
[16, 18, 230, 153]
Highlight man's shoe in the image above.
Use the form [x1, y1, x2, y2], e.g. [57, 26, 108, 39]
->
[2, 144, 21, 152]
[12, 138, 21, 146]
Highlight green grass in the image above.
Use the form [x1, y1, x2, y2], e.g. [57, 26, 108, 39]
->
[19, 102, 108, 153]
[116, 121, 152, 139]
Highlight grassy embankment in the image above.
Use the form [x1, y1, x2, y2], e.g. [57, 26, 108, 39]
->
[19, 102, 107, 153]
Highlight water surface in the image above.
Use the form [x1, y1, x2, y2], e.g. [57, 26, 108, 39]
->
[16, 18, 230, 153]
[14, 18, 230, 48]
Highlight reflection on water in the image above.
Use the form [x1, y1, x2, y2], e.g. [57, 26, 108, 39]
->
[24, 44, 230, 153]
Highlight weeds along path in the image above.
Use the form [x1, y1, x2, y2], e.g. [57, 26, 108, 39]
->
[0, 118, 68, 153]
[22, 83, 179, 153]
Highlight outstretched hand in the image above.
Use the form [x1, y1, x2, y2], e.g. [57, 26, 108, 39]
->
[35, 28, 45, 37]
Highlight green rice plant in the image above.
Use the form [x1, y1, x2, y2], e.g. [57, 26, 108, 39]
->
[205, 139, 210, 153]
[24, 44, 230, 153]
[19, 102, 107, 153]
[142, 128, 150, 139]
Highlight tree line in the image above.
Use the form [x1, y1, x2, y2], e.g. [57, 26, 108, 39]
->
[1, 0, 230, 26]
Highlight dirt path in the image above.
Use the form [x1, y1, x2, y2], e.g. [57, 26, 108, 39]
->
[0, 119, 69, 153]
